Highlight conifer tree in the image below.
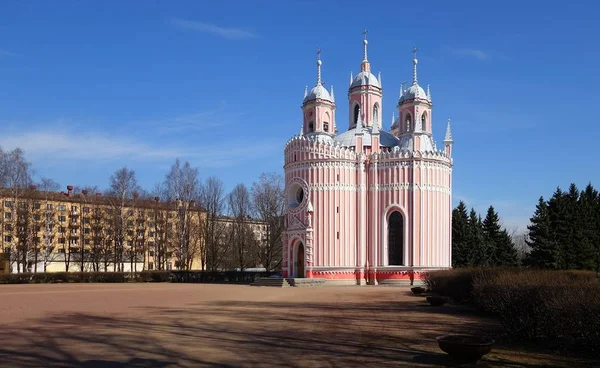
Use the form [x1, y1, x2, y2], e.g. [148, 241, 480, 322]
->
[452, 201, 470, 267]
[483, 206, 518, 267]
[576, 183, 598, 270]
[525, 196, 557, 268]
[467, 208, 487, 266]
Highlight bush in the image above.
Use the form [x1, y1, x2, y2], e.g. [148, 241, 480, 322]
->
[425, 268, 600, 350]
[0, 270, 279, 284]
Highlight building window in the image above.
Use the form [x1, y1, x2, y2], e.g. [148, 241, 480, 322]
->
[308, 122, 314, 132]
[83, 207, 90, 213]
[84, 228, 90, 234]
[46, 203, 53, 210]
[33, 202, 41, 210]
[149, 251, 154, 257]
[4, 236, 12, 242]
[353, 104, 360, 125]
[18, 202, 26, 209]
[167, 262, 173, 270]
[34, 214, 41, 221]
[421, 112, 427, 131]
[373, 103, 379, 124]
[4, 213, 11, 220]
[148, 262, 154, 270]
[4, 247, 10, 254]
[323, 122, 329, 132]
[59, 227, 66, 234]
[4, 201, 13, 208]
[4, 224, 12, 231]
[58, 216, 66, 222]
[337, 231, 339, 239]
[58, 238, 66, 244]
[58, 204, 66, 211]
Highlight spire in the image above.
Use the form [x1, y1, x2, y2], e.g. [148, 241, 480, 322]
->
[444, 119, 453, 144]
[330, 85, 335, 102]
[350, 71, 353, 86]
[372, 116, 380, 134]
[427, 84, 431, 100]
[412, 46, 419, 85]
[362, 28, 368, 61]
[378, 71, 382, 86]
[316, 48, 322, 85]
[399, 81, 406, 99]
[391, 111, 395, 128]
[355, 107, 364, 132]
[300, 125, 304, 137]
[303, 85, 308, 99]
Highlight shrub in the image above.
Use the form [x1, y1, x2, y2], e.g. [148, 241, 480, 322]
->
[425, 268, 600, 350]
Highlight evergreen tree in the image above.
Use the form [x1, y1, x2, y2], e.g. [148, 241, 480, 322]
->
[576, 183, 598, 270]
[525, 196, 557, 268]
[452, 201, 470, 267]
[482, 206, 518, 267]
[467, 208, 487, 266]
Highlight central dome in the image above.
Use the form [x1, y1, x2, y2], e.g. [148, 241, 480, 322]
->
[303, 84, 332, 103]
[350, 71, 380, 89]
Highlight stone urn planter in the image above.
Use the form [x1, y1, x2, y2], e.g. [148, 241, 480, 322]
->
[411, 286, 426, 295]
[436, 334, 495, 363]
[426, 295, 450, 306]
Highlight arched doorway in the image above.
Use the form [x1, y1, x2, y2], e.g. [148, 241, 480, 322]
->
[296, 243, 305, 278]
[388, 211, 404, 265]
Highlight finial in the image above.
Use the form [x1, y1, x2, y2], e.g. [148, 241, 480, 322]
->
[444, 119, 453, 144]
[349, 71, 353, 86]
[362, 28, 368, 61]
[391, 111, 395, 128]
[300, 125, 304, 137]
[399, 81, 406, 99]
[330, 85, 335, 102]
[378, 71, 381, 86]
[412, 46, 419, 85]
[303, 85, 308, 99]
[316, 48, 322, 85]
[356, 107, 363, 131]
[427, 84, 431, 100]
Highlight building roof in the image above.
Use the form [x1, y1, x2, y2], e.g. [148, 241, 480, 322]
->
[350, 71, 380, 89]
[334, 128, 399, 148]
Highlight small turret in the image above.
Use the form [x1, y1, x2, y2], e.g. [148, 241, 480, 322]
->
[443, 119, 454, 156]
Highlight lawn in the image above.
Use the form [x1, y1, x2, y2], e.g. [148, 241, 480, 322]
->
[0, 283, 595, 367]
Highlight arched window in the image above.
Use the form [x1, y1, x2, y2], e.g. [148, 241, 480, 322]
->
[388, 211, 404, 265]
[373, 103, 379, 125]
[308, 122, 314, 132]
[405, 114, 412, 132]
[353, 104, 360, 125]
[421, 112, 427, 131]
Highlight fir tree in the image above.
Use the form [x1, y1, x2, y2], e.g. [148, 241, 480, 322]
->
[467, 208, 487, 266]
[576, 183, 598, 270]
[483, 206, 518, 267]
[452, 201, 470, 267]
[525, 196, 557, 268]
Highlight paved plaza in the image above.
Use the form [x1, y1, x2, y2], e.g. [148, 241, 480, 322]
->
[0, 283, 594, 367]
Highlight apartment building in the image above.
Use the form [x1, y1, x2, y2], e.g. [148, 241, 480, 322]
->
[1, 185, 205, 273]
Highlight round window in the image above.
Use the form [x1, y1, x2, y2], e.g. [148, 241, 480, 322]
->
[288, 183, 306, 208]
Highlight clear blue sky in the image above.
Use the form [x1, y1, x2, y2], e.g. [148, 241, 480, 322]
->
[0, 0, 598, 231]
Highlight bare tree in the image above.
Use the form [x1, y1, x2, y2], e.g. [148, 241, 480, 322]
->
[509, 226, 530, 262]
[0, 148, 33, 272]
[251, 173, 285, 271]
[199, 177, 227, 271]
[163, 159, 199, 270]
[228, 183, 257, 271]
[106, 167, 140, 272]
[37, 178, 60, 272]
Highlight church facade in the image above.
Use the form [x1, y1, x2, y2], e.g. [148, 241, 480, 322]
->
[282, 33, 454, 285]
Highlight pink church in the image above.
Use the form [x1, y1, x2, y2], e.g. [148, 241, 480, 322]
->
[282, 33, 454, 285]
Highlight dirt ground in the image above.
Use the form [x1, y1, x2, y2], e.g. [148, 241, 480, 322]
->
[0, 283, 597, 368]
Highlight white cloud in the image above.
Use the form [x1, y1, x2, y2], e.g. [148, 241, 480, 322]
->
[444, 47, 488, 61]
[0, 50, 17, 58]
[170, 18, 258, 39]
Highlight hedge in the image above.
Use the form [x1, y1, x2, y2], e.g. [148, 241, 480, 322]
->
[0, 270, 280, 284]
[424, 268, 600, 351]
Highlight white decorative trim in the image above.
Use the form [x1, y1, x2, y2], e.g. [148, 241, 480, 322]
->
[286, 177, 309, 214]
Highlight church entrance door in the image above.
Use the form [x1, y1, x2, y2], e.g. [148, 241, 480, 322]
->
[388, 211, 404, 265]
[296, 243, 305, 278]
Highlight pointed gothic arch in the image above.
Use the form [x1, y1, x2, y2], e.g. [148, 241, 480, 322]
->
[421, 112, 427, 131]
[387, 211, 404, 265]
[405, 113, 412, 132]
[373, 103, 379, 125]
[353, 104, 360, 126]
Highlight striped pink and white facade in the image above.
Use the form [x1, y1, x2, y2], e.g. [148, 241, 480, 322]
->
[283, 38, 454, 285]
